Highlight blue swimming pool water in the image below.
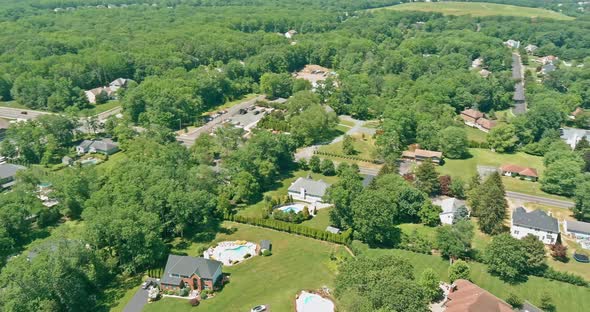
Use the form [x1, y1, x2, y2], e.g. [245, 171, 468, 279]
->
[278, 205, 304, 213]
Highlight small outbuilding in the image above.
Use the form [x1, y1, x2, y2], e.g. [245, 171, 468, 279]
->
[260, 240, 272, 252]
[326, 226, 341, 234]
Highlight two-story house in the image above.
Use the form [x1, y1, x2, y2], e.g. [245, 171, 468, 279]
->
[160, 255, 223, 292]
[511, 207, 559, 244]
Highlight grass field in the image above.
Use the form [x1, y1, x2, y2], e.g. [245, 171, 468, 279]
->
[301, 207, 333, 230]
[318, 133, 377, 161]
[236, 169, 339, 218]
[380, 2, 574, 20]
[352, 242, 590, 312]
[0, 100, 29, 109]
[77, 100, 121, 117]
[143, 222, 347, 312]
[465, 126, 488, 143]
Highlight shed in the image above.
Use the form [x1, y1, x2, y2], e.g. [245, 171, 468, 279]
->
[260, 240, 271, 252]
[326, 226, 341, 234]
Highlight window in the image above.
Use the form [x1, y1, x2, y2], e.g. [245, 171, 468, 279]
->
[514, 230, 519, 235]
[171, 274, 179, 278]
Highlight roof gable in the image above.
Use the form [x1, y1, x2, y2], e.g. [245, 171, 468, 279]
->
[288, 177, 331, 197]
[512, 207, 558, 233]
[163, 255, 222, 280]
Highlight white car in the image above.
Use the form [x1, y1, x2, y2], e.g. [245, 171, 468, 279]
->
[250, 305, 267, 312]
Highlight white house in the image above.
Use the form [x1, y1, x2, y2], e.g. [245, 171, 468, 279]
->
[76, 139, 119, 155]
[503, 39, 520, 49]
[564, 220, 590, 249]
[511, 207, 559, 244]
[287, 176, 330, 204]
[433, 197, 468, 225]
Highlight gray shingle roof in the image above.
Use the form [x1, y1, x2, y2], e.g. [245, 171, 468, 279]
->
[288, 177, 331, 198]
[566, 220, 590, 235]
[512, 207, 558, 233]
[90, 139, 118, 152]
[161, 255, 222, 285]
[0, 163, 26, 179]
[434, 198, 465, 214]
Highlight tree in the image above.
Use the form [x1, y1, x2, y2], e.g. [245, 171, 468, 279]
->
[260, 72, 293, 99]
[541, 159, 583, 196]
[352, 190, 400, 246]
[342, 135, 355, 155]
[506, 293, 523, 309]
[415, 160, 440, 196]
[436, 220, 474, 259]
[521, 234, 547, 274]
[309, 155, 321, 173]
[231, 171, 260, 203]
[539, 292, 556, 312]
[550, 243, 568, 262]
[320, 159, 336, 176]
[453, 205, 470, 223]
[336, 255, 429, 312]
[484, 234, 527, 282]
[418, 201, 442, 226]
[473, 173, 507, 235]
[439, 175, 452, 196]
[573, 179, 590, 221]
[292, 78, 312, 93]
[487, 124, 519, 153]
[419, 268, 442, 302]
[448, 260, 471, 282]
[325, 167, 363, 229]
[450, 177, 465, 199]
[440, 126, 468, 159]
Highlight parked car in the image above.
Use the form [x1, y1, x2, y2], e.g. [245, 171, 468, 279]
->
[250, 305, 267, 312]
[141, 281, 152, 289]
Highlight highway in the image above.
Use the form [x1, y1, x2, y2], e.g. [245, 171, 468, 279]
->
[506, 191, 574, 209]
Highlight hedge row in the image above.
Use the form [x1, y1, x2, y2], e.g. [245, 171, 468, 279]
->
[534, 267, 589, 287]
[468, 140, 490, 149]
[225, 214, 352, 245]
[313, 150, 381, 164]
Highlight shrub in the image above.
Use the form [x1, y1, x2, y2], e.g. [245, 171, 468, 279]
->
[448, 260, 470, 282]
[262, 249, 272, 256]
[179, 287, 189, 297]
[506, 293, 523, 309]
[189, 298, 200, 306]
[550, 243, 568, 262]
[535, 267, 588, 287]
[244, 253, 251, 259]
[200, 290, 210, 300]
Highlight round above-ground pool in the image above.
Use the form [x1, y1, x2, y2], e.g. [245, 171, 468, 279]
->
[573, 251, 589, 263]
[296, 291, 334, 312]
[277, 203, 308, 214]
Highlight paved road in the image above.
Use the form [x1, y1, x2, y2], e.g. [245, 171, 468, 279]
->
[506, 191, 574, 209]
[511, 52, 527, 115]
[123, 288, 148, 312]
[0, 107, 52, 120]
[177, 95, 266, 146]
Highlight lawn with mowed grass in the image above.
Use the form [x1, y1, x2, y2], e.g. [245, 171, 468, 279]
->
[379, 2, 574, 20]
[438, 148, 570, 200]
[318, 133, 377, 161]
[144, 222, 348, 312]
[236, 169, 339, 218]
[352, 242, 590, 312]
[301, 207, 333, 231]
[465, 126, 488, 143]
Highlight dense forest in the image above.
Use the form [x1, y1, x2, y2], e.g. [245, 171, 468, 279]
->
[1, 0, 590, 311]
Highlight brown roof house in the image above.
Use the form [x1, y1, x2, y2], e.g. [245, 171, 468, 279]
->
[460, 109, 497, 132]
[445, 279, 513, 312]
[500, 164, 538, 181]
[402, 148, 443, 165]
[475, 118, 497, 133]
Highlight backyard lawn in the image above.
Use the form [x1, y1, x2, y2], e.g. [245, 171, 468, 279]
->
[318, 133, 377, 161]
[236, 169, 339, 218]
[379, 2, 574, 20]
[301, 207, 333, 231]
[143, 222, 347, 312]
[465, 126, 488, 143]
[352, 242, 590, 312]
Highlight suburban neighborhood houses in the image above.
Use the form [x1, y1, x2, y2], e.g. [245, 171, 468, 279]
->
[511, 207, 559, 244]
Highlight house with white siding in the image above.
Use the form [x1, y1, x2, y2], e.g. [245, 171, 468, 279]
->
[287, 176, 330, 204]
[511, 207, 559, 244]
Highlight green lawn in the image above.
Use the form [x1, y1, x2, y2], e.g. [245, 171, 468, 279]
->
[352, 242, 590, 312]
[465, 126, 488, 143]
[379, 2, 574, 20]
[338, 118, 355, 128]
[77, 100, 121, 117]
[144, 222, 347, 312]
[236, 169, 340, 218]
[0, 100, 29, 109]
[301, 207, 333, 231]
[318, 133, 377, 160]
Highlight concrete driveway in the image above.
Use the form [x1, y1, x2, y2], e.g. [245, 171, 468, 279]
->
[123, 287, 148, 312]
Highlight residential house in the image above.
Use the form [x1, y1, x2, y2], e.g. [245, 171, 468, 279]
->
[460, 109, 484, 127]
[160, 255, 223, 292]
[564, 220, 590, 249]
[540, 55, 559, 65]
[540, 63, 556, 75]
[503, 39, 520, 49]
[287, 176, 331, 204]
[500, 164, 538, 181]
[284, 30, 297, 39]
[109, 78, 130, 88]
[511, 207, 559, 244]
[402, 149, 443, 164]
[84, 78, 131, 103]
[475, 117, 497, 133]
[479, 69, 491, 78]
[76, 139, 119, 155]
[524, 44, 538, 54]
[0, 163, 26, 188]
[433, 197, 468, 225]
[62, 156, 73, 166]
[569, 107, 584, 120]
[84, 88, 107, 104]
[559, 127, 590, 149]
[444, 279, 513, 312]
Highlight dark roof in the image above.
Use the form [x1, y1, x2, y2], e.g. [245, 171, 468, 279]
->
[0, 163, 26, 179]
[288, 177, 330, 198]
[260, 240, 271, 250]
[512, 207, 558, 233]
[161, 255, 222, 285]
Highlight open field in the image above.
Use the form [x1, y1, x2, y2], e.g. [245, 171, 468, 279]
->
[353, 242, 590, 312]
[379, 2, 574, 20]
[143, 222, 347, 312]
[465, 126, 488, 143]
[318, 132, 377, 160]
[236, 169, 339, 218]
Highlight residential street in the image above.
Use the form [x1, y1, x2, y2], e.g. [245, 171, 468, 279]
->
[0, 107, 52, 120]
[505, 191, 574, 209]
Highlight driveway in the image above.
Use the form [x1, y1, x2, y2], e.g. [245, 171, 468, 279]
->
[123, 287, 148, 312]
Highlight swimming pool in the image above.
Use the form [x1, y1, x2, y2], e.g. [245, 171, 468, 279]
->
[277, 203, 307, 214]
[204, 241, 258, 265]
[296, 291, 334, 312]
[216, 245, 250, 260]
